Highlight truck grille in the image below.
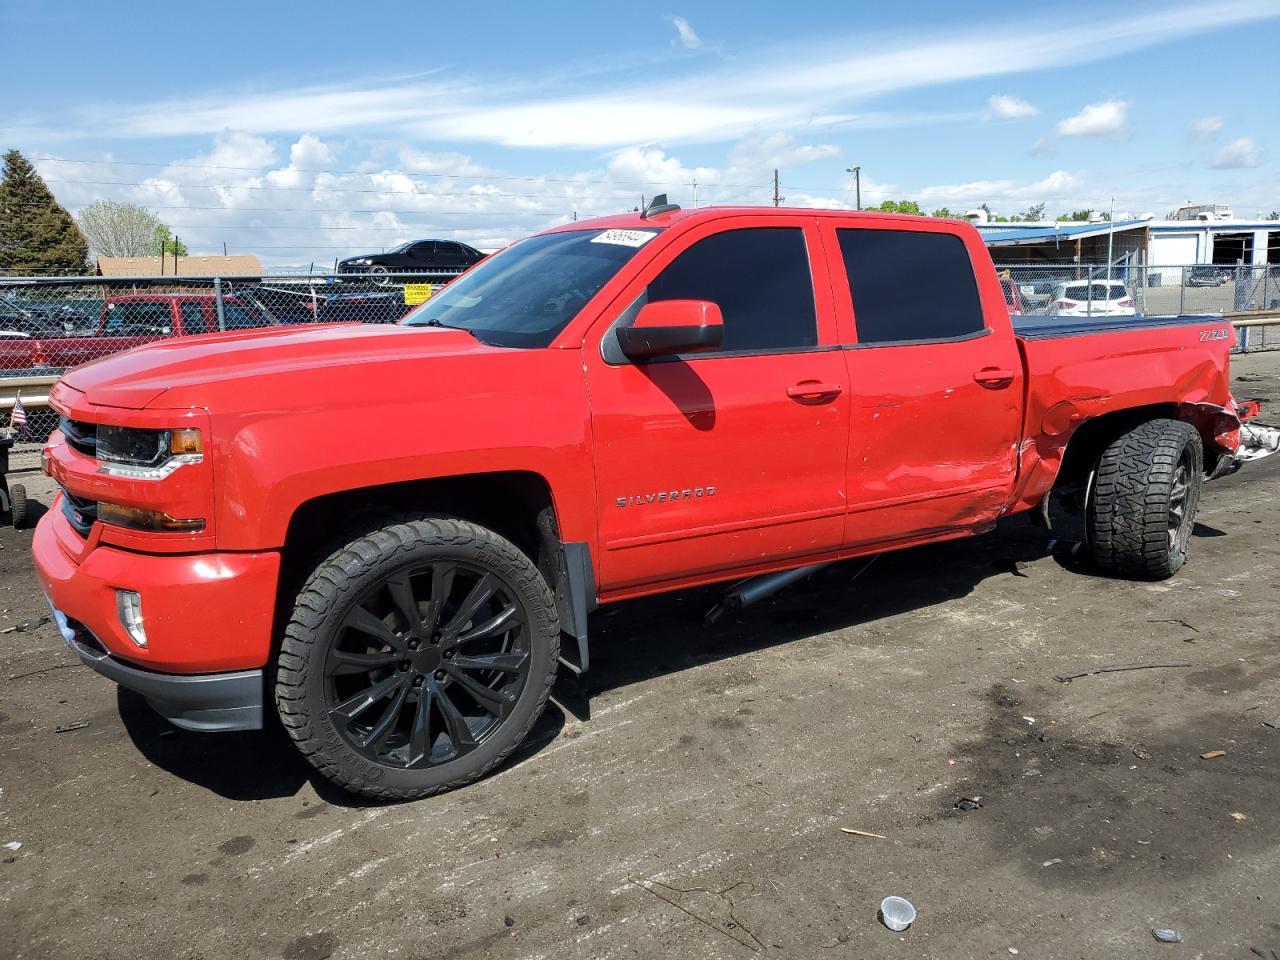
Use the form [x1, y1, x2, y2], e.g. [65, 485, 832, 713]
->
[59, 417, 97, 457]
[60, 488, 97, 537]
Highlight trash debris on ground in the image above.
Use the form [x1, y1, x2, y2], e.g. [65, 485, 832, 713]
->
[1055, 661, 1193, 683]
[1215, 588, 1242, 598]
[840, 827, 886, 839]
[1022, 716, 1036, 724]
[1231, 812, 1248, 822]
[575, 915, 590, 926]
[1041, 858, 1062, 867]
[1200, 750, 1227, 760]
[1008, 948, 1020, 955]
[0, 615, 50, 635]
[1152, 928, 1184, 943]
[503, 916, 515, 928]
[54, 721, 89, 733]
[1132, 745, 1154, 761]
[1262, 719, 1280, 730]
[1148, 618, 1200, 633]
[954, 798, 983, 812]
[3, 841, 21, 851]
[878, 896, 915, 932]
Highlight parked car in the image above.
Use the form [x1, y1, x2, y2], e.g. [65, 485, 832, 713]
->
[17, 294, 270, 371]
[37, 207, 1277, 800]
[1187, 265, 1230, 287]
[234, 285, 320, 326]
[1047, 280, 1135, 317]
[999, 276, 1025, 314]
[337, 240, 486, 280]
[315, 290, 412, 325]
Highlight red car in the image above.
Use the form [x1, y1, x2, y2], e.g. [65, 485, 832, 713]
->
[18, 294, 269, 371]
[34, 205, 1278, 799]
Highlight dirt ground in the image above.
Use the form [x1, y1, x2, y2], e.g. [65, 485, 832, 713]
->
[2, 354, 1278, 960]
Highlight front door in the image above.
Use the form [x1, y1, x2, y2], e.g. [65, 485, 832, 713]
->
[586, 218, 850, 594]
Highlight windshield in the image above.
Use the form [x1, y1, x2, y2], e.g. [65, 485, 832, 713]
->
[402, 228, 660, 347]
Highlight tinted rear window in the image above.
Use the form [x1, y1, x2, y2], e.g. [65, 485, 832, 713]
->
[837, 229, 984, 344]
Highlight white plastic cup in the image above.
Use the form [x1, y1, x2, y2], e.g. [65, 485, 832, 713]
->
[879, 896, 917, 932]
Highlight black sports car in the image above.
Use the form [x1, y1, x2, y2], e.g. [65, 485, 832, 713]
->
[337, 240, 486, 279]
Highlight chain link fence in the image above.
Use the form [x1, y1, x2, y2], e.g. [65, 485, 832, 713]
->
[3, 264, 1280, 453]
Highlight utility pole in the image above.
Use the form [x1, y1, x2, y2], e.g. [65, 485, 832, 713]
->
[692, 178, 698, 208]
[1106, 196, 1115, 281]
[846, 166, 861, 210]
[172, 234, 179, 275]
[772, 169, 783, 207]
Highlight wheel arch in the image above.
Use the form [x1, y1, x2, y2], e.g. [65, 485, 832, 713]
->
[273, 470, 594, 673]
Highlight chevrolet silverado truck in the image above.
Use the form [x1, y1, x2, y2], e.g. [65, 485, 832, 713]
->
[33, 205, 1279, 800]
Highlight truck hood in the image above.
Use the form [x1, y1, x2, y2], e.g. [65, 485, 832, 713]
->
[61, 323, 489, 409]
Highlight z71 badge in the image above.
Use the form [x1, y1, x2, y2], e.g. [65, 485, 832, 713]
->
[617, 486, 716, 508]
[1200, 328, 1230, 341]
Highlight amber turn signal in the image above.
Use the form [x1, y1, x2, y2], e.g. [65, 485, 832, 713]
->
[170, 428, 203, 456]
[97, 502, 205, 533]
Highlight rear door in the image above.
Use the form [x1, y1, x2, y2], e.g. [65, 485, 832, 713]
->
[821, 222, 1024, 547]
[586, 217, 850, 593]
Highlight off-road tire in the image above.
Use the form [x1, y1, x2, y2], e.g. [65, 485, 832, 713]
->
[1087, 419, 1203, 580]
[275, 517, 559, 800]
[9, 484, 27, 529]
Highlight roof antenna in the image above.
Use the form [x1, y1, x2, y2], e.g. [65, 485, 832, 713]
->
[641, 193, 681, 220]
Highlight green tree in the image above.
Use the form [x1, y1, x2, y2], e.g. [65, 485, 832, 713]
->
[869, 199, 923, 215]
[1057, 209, 1105, 222]
[1267, 211, 1280, 221]
[930, 207, 954, 218]
[0, 149, 88, 274]
[1021, 202, 1046, 222]
[156, 226, 188, 257]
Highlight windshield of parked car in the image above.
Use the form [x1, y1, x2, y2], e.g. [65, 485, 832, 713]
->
[402, 228, 661, 347]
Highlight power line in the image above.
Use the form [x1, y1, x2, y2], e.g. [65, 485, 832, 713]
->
[31, 156, 788, 192]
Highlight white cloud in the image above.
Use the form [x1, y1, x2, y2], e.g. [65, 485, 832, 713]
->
[1211, 136, 1262, 169]
[22, 1, 1278, 150]
[1190, 114, 1224, 139]
[1055, 99, 1128, 137]
[668, 15, 702, 49]
[915, 170, 1081, 207]
[36, 132, 848, 268]
[986, 95, 1039, 119]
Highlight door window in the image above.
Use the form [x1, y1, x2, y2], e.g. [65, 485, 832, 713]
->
[836, 229, 984, 344]
[180, 302, 208, 334]
[643, 227, 817, 353]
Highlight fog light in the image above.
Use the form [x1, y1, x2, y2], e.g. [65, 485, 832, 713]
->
[116, 590, 147, 648]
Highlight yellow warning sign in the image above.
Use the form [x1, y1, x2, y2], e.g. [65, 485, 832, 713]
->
[403, 283, 433, 305]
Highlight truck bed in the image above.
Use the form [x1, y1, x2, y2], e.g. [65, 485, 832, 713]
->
[1012, 312, 1224, 339]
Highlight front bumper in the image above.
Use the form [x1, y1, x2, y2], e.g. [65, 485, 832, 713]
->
[48, 602, 263, 732]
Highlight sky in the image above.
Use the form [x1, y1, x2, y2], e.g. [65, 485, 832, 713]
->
[2, 0, 1278, 268]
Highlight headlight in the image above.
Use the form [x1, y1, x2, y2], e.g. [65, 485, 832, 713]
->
[97, 426, 203, 480]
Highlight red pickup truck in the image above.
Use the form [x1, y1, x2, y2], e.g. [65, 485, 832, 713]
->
[32, 206, 1279, 800]
[14, 294, 268, 371]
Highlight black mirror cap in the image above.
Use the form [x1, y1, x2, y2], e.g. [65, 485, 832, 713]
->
[616, 322, 722, 361]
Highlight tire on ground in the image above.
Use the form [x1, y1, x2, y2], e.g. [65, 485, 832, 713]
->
[274, 516, 560, 800]
[1086, 418, 1203, 580]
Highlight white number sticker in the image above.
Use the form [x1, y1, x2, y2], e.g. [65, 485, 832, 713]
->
[591, 229, 658, 248]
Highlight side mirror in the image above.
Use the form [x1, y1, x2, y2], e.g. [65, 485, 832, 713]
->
[616, 300, 723, 361]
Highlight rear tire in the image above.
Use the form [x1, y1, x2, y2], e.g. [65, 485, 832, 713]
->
[275, 517, 559, 800]
[1086, 419, 1202, 580]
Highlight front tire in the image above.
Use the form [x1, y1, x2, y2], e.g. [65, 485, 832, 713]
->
[1087, 419, 1203, 580]
[275, 517, 559, 800]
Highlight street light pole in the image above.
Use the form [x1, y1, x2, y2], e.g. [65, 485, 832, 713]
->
[846, 166, 861, 211]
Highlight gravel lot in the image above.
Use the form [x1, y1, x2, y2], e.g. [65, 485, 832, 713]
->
[2, 353, 1278, 960]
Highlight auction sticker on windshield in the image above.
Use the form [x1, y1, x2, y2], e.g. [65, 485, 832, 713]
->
[591, 229, 658, 248]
